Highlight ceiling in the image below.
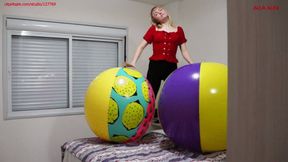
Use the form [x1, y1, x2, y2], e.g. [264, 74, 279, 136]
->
[129, 0, 179, 6]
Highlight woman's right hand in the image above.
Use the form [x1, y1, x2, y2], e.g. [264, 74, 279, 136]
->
[123, 62, 136, 68]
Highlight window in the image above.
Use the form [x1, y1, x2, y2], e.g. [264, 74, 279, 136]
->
[3, 17, 127, 119]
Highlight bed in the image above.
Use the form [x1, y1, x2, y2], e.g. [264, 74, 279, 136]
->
[61, 130, 226, 162]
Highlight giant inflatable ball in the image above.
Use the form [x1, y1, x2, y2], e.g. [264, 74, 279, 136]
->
[85, 67, 155, 143]
[158, 62, 227, 153]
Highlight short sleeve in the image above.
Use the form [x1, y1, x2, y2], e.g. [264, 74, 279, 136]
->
[178, 26, 187, 45]
[143, 25, 155, 44]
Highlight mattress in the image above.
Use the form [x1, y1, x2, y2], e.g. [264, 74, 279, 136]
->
[61, 131, 226, 162]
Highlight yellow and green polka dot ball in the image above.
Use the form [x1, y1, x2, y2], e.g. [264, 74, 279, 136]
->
[85, 67, 155, 143]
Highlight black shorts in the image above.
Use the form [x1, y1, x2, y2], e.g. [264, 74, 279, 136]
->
[147, 60, 177, 96]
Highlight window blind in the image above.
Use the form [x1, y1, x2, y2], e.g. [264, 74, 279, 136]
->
[11, 36, 69, 111]
[72, 39, 118, 107]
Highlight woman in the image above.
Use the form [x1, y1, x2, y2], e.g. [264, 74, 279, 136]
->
[127, 6, 193, 123]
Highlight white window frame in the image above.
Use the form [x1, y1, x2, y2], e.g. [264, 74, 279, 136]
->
[3, 16, 127, 119]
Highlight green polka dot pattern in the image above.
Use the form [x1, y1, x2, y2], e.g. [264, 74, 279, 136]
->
[108, 98, 118, 124]
[111, 135, 129, 143]
[123, 68, 142, 78]
[113, 76, 136, 97]
[141, 82, 150, 102]
[122, 102, 144, 130]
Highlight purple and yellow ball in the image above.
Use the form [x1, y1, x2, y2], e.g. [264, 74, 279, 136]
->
[85, 67, 155, 143]
[158, 62, 227, 153]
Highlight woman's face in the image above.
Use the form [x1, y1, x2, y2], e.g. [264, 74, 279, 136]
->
[152, 7, 168, 23]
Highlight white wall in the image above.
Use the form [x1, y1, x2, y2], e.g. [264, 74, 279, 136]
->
[0, 0, 227, 162]
[0, 1, 152, 162]
[166, 0, 228, 66]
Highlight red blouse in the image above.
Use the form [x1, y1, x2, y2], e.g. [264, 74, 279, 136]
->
[143, 25, 187, 63]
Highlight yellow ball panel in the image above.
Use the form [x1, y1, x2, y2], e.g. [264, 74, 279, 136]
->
[199, 63, 227, 152]
[85, 68, 120, 140]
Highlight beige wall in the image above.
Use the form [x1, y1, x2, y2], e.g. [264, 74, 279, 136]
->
[0, 1, 152, 162]
[0, 0, 227, 162]
[166, 0, 227, 66]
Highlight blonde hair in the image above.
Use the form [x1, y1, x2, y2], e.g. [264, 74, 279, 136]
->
[150, 6, 174, 29]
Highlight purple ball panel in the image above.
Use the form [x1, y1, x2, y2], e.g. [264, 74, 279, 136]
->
[159, 63, 201, 152]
